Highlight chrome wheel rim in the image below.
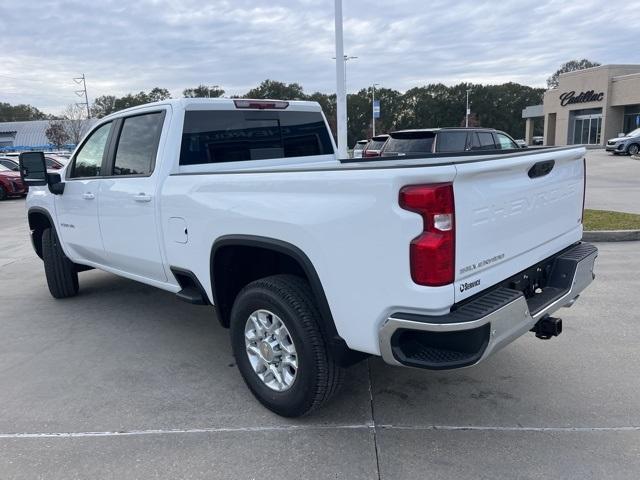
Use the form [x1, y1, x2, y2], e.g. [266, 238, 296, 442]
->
[244, 309, 298, 392]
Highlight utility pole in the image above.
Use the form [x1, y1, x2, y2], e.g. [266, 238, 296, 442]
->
[372, 83, 379, 137]
[465, 88, 471, 128]
[74, 74, 91, 119]
[334, 0, 347, 158]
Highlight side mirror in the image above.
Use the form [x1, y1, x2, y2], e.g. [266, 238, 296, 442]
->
[19, 152, 47, 186]
[19, 152, 65, 194]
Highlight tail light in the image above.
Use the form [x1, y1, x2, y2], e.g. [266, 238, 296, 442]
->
[363, 150, 380, 158]
[399, 183, 455, 286]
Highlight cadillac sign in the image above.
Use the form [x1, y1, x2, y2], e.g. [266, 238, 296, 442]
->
[559, 90, 604, 107]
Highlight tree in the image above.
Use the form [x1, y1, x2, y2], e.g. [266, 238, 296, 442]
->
[147, 87, 171, 103]
[62, 104, 91, 145]
[45, 120, 70, 149]
[244, 80, 307, 100]
[183, 84, 225, 98]
[547, 59, 601, 89]
[91, 95, 117, 118]
[460, 112, 480, 127]
[90, 88, 172, 118]
[0, 102, 49, 122]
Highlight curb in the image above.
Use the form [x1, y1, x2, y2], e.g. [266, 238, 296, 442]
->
[583, 230, 640, 242]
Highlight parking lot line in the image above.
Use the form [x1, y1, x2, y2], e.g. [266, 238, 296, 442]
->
[0, 423, 374, 439]
[378, 424, 640, 432]
[1, 423, 639, 439]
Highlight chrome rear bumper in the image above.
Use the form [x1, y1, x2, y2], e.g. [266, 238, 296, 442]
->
[379, 242, 598, 370]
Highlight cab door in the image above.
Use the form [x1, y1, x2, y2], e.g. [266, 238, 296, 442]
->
[97, 110, 168, 282]
[55, 121, 113, 264]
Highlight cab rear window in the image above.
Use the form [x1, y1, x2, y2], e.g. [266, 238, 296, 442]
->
[179, 110, 334, 165]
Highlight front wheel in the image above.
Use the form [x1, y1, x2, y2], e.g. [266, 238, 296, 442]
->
[42, 228, 79, 298]
[230, 274, 344, 417]
[628, 143, 639, 156]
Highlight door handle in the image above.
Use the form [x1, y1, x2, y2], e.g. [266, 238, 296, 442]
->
[82, 192, 95, 200]
[133, 193, 152, 203]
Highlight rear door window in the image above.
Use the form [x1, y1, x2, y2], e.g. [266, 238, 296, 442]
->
[180, 110, 334, 165]
[435, 131, 468, 153]
[384, 132, 435, 154]
[467, 132, 481, 150]
[112, 112, 165, 176]
[477, 132, 496, 150]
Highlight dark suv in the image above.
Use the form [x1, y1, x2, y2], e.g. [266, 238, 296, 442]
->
[381, 128, 521, 156]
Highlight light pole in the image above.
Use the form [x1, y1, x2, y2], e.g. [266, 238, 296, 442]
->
[465, 89, 471, 128]
[332, 55, 358, 99]
[334, 0, 348, 158]
[372, 83, 380, 137]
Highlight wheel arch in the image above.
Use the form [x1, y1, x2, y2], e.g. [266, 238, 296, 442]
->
[210, 235, 366, 367]
[27, 207, 55, 260]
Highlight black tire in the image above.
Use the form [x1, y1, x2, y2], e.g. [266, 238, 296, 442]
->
[42, 228, 79, 299]
[627, 143, 639, 156]
[230, 274, 344, 417]
[0, 186, 6, 201]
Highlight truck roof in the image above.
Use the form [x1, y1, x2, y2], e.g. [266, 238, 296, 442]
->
[102, 98, 322, 121]
[391, 127, 500, 134]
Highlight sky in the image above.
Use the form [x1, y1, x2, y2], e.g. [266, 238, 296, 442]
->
[1, 0, 638, 115]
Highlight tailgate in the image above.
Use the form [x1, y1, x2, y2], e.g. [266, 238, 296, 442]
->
[453, 147, 586, 302]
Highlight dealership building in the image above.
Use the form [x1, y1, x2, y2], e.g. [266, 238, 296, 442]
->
[523, 64, 640, 146]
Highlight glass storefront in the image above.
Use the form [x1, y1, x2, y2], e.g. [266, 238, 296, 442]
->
[623, 105, 640, 135]
[572, 114, 602, 145]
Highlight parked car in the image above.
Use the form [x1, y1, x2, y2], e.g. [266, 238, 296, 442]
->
[514, 139, 527, 148]
[605, 128, 640, 155]
[381, 128, 520, 156]
[44, 155, 67, 169]
[0, 163, 28, 199]
[532, 136, 544, 146]
[351, 139, 368, 158]
[20, 98, 597, 417]
[361, 134, 389, 157]
[0, 157, 20, 171]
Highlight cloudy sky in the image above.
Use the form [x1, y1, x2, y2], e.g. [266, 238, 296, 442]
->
[0, 0, 637, 114]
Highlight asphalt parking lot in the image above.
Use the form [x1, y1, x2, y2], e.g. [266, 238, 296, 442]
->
[1, 150, 639, 479]
[585, 149, 640, 214]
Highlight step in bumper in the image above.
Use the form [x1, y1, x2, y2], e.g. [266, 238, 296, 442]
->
[378, 242, 598, 370]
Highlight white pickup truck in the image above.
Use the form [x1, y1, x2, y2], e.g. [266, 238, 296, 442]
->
[20, 98, 597, 417]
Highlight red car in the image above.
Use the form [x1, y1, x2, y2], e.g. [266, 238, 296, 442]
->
[0, 164, 28, 200]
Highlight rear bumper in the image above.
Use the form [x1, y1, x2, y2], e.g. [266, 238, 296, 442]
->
[378, 242, 598, 370]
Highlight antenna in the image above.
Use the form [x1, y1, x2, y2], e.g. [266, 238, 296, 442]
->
[73, 74, 91, 119]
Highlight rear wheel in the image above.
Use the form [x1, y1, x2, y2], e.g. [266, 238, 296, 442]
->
[42, 228, 79, 298]
[0, 186, 6, 200]
[230, 274, 344, 417]
[628, 143, 639, 156]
